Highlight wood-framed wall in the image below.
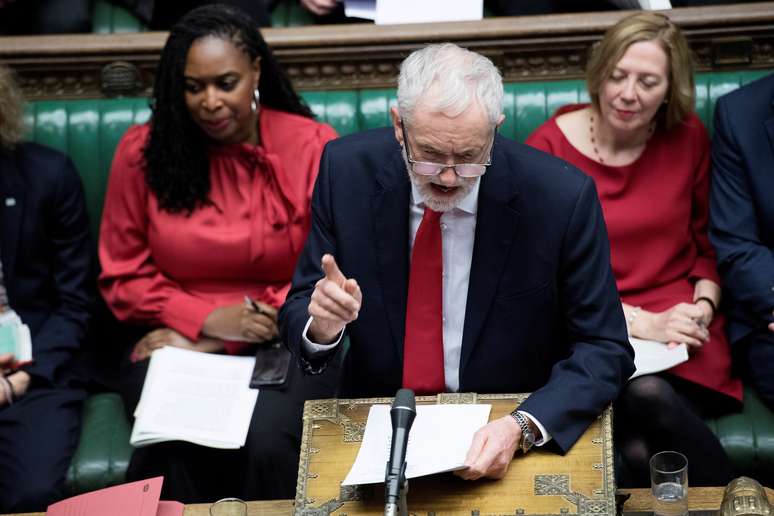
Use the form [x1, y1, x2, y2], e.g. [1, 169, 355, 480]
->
[1, 2, 773, 100]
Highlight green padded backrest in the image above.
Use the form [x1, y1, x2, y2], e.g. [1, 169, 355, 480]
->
[24, 69, 768, 242]
[300, 70, 770, 140]
[24, 98, 151, 239]
[92, 0, 146, 33]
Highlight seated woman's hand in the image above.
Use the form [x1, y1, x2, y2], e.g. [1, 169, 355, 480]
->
[640, 303, 710, 349]
[202, 303, 279, 343]
[131, 328, 225, 362]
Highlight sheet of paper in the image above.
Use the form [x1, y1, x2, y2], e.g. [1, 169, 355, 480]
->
[131, 347, 259, 449]
[630, 337, 688, 379]
[640, 0, 672, 9]
[375, 0, 483, 25]
[46, 476, 163, 516]
[344, 0, 376, 19]
[342, 403, 491, 486]
[0, 309, 32, 363]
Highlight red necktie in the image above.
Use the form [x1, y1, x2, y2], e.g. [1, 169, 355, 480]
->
[403, 207, 445, 395]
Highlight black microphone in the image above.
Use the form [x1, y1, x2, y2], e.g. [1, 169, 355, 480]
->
[385, 388, 416, 516]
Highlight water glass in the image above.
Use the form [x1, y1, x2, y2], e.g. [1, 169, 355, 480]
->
[650, 451, 689, 516]
[209, 497, 248, 516]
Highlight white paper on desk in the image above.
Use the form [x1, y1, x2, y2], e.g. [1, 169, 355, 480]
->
[629, 337, 688, 379]
[131, 346, 258, 449]
[344, 0, 376, 20]
[342, 403, 491, 486]
[375, 0, 483, 25]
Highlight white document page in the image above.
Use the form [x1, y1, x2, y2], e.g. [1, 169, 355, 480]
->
[375, 0, 483, 25]
[342, 403, 491, 486]
[640, 0, 672, 9]
[131, 347, 258, 449]
[629, 337, 688, 379]
[344, 0, 376, 19]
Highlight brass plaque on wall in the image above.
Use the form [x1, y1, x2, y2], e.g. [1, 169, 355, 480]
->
[295, 393, 615, 516]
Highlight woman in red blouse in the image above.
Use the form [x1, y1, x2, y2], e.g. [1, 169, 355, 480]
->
[99, 5, 337, 502]
[527, 13, 740, 487]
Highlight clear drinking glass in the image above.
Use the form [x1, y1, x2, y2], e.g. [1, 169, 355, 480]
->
[650, 451, 689, 516]
[209, 497, 248, 516]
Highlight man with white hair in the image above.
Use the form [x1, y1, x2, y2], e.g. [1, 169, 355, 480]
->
[279, 43, 634, 479]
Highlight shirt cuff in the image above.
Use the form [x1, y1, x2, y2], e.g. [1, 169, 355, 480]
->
[518, 410, 552, 446]
[302, 316, 344, 356]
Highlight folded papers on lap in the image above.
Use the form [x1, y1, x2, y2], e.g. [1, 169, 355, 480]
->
[629, 337, 689, 379]
[131, 346, 259, 449]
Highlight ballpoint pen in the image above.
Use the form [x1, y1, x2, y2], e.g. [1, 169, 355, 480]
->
[244, 295, 268, 316]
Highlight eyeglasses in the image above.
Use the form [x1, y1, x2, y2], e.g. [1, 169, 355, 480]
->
[400, 121, 495, 178]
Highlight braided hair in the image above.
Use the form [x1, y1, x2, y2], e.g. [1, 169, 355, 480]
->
[144, 3, 313, 214]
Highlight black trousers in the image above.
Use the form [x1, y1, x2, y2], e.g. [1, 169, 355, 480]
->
[120, 349, 340, 503]
[614, 373, 737, 488]
[0, 387, 85, 512]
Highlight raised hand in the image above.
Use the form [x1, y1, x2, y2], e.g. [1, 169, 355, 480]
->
[307, 254, 362, 343]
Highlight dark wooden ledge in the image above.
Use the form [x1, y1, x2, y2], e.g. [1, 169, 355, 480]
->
[1, 2, 773, 99]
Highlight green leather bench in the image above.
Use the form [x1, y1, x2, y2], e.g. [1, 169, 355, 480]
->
[26, 69, 772, 494]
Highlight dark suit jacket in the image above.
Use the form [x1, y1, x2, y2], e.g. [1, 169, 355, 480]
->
[280, 128, 634, 452]
[0, 142, 94, 388]
[710, 73, 774, 343]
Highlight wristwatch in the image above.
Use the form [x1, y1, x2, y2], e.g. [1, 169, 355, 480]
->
[510, 410, 536, 454]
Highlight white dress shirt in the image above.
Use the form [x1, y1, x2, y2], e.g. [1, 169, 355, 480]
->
[301, 178, 550, 445]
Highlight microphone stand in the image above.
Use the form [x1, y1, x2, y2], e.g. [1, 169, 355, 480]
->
[384, 462, 409, 516]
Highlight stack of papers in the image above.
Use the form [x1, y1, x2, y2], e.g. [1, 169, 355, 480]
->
[46, 477, 183, 516]
[131, 347, 259, 449]
[629, 337, 689, 379]
[0, 309, 32, 365]
[342, 404, 491, 486]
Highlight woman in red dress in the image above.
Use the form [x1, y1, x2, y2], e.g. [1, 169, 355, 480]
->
[99, 5, 338, 502]
[527, 12, 741, 487]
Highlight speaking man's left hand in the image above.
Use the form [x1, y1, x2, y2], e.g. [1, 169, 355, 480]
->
[455, 415, 521, 480]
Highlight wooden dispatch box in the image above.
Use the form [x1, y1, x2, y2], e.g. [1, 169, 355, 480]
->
[294, 393, 615, 516]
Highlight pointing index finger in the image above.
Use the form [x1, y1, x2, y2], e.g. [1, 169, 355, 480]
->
[321, 254, 346, 286]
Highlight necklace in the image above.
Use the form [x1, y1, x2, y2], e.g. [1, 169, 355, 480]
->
[589, 112, 656, 165]
[589, 113, 605, 164]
